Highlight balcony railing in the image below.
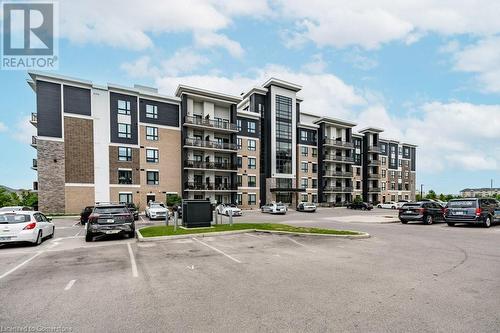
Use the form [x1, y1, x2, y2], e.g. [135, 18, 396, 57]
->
[323, 155, 355, 163]
[368, 145, 381, 153]
[367, 172, 380, 179]
[30, 113, 38, 125]
[323, 186, 353, 193]
[184, 160, 237, 171]
[367, 159, 380, 166]
[184, 182, 238, 191]
[33, 181, 38, 191]
[31, 136, 37, 147]
[323, 170, 353, 177]
[368, 187, 381, 192]
[184, 138, 237, 151]
[32, 159, 37, 169]
[323, 139, 354, 148]
[184, 115, 238, 131]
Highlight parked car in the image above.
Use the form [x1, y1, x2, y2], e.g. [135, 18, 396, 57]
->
[396, 200, 410, 208]
[145, 202, 169, 220]
[261, 202, 287, 214]
[216, 203, 242, 216]
[125, 203, 139, 220]
[80, 206, 94, 225]
[297, 202, 317, 212]
[444, 198, 499, 228]
[377, 201, 398, 209]
[0, 206, 32, 212]
[85, 204, 135, 241]
[347, 202, 373, 210]
[399, 201, 445, 225]
[0, 211, 54, 245]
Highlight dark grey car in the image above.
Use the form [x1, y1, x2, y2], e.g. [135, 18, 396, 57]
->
[85, 204, 135, 241]
[444, 198, 499, 228]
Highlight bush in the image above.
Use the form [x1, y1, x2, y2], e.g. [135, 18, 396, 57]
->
[166, 194, 182, 207]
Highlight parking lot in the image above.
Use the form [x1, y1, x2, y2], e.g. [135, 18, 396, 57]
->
[1, 208, 500, 332]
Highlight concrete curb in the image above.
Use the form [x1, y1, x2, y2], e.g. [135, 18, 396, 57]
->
[136, 228, 370, 242]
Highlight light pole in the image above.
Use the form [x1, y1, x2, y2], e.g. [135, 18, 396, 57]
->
[420, 184, 423, 200]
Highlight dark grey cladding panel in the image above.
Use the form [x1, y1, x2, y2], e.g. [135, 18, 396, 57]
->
[410, 147, 416, 171]
[110, 92, 138, 145]
[379, 142, 388, 156]
[297, 127, 317, 146]
[237, 116, 260, 138]
[139, 98, 179, 127]
[63, 85, 91, 116]
[250, 94, 266, 113]
[402, 145, 411, 159]
[37, 80, 62, 138]
[388, 142, 398, 169]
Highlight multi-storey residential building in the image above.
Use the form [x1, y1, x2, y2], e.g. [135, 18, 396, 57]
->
[460, 188, 500, 198]
[28, 72, 416, 213]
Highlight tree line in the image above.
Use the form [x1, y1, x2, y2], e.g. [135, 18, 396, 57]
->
[0, 187, 38, 208]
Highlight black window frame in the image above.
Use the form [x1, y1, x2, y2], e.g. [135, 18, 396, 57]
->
[118, 147, 132, 161]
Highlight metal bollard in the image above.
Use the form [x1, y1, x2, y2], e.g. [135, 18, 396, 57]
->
[174, 211, 178, 232]
[229, 209, 233, 227]
[165, 210, 169, 227]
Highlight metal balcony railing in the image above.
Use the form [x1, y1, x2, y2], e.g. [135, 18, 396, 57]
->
[368, 145, 381, 153]
[184, 115, 238, 131]
[367, 172, 380, 178]
[368, 187, 381, 192]
[32, 159, 37, 169]
[367, 159, 380, 166]
[184, 182, 238, 191]
[323, 139, 354, 148]
[31, 136, 37, 147]
[323, 170, 353, 177]
[184, 160, 236, 170]
[323, 186, 353, 193]
[184, 138, 237, 150]
[323, 155, 355, 163]
[30, 113, 38, 123]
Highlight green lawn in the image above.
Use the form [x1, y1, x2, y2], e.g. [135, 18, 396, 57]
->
[139, 223, 360, 237]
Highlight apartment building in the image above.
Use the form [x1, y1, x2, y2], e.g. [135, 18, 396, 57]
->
[460, 188, 500, 198]
[28, 72, 416, 213]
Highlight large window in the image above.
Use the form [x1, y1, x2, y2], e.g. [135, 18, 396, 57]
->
[275, 95, 293, 174]
[301, 162, 308, 172]
[236, 175, 242, 187]
[237, 119, 242, 131]
[118, 170, 132, 184]
[118, 100, 130, 115]
[276, 120, 292, 140]
[237, 156, 242, 168]
[312, 163, 318, 173]
[276, 95, 292, 119]
[248, 194, 256, 205]
[248, 139, 256, 151]
[146, 104, 158, 119]
[146, 149, 159, 163]
[236, 193, 242, 205]
[301, 146, 308, 157]
[301, 178, 308, 189]
[118, 147, 132, 161]
[237, 138, 242, 150]
[312, 148, 318, 157]
[248, 176, 256, 187]
[248, 157, 256, 169]
[276, 141, 292, 173]
[118, 123, 131, 138]
[147, 171, 159, 185]
[248, 121, 256, 134]
[146, 126, 158, 141]
[119, 193, 132, 204]
[312, 179, 318, 189]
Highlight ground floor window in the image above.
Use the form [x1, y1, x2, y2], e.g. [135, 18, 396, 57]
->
[248, 194, 256, 205]
[119, 193, 132, 204]
[194, 194, 204, 200]
[301, 194, 308, 202]
[275, 192, 292, 204]
[312, 194, 317, 203]
[236, 193, 242, 205]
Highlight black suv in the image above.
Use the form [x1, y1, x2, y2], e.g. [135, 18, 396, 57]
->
[445, 198, 499, 228]
[125, 203, 139, 220]
[85, 204, 135, 241]
[80, 206, 93, 225]
[347, 202, 373, 210]
[399, 201, 444, 225]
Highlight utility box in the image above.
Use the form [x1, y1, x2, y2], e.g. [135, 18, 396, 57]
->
[182, 200, 213, 228]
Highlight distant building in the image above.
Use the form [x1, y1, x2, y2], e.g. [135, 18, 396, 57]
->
[460, 188, 500, 198]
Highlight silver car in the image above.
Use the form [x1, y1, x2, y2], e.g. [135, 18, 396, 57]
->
[297, 202, 317, 212]
[261, 202, 288, 214]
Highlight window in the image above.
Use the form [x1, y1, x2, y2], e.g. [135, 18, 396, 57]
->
[301, 146, 308, 157]
[301, 194, 308, 202]
[237, 138, 242, 150]
[146, 126, 158, 141]
[390, 182, 395, 190]
[276, 141, 292, 173]
[312, 194, 317, 203]
[312, 163, 318, 173]
[146, 104, 158, 119]
[236, 193, 242, 205]
[248, 176, 256, 187]
[399, 159, 402, 167]
[248, 121, 256, 133]
[382, 169, 386, 177]
[248, 157, 256, 169]
[391, 158, 396, 165]
[118, 100, 130, 115]
[146, 149, 159, 163]
[118, 147, 132, 161]
[356, 168, 361, 176]
[301, 178, 308, 189]
[119, 193, 132, 204]
[300, 130, 308, 141]
[237, 119, 242, 131]
[237, 156, 242, 168]
[248, 194, 256, 205]
[381, 144, 387, 154]
[405, 171, 409, 178]
[390, 171, 395, 178]
[118, 170, 132, 184]
[301, 162, 308, 172]
[236, 175, 242, 187]
[118, 123, 131, 139]
[312, 148, 317, 157]
[356, 181, 361, 190]
[147, 171, 159, 185]
[382, 182, 386, 191]
[312, 179, 318, 189]
[276, 178, 292, 189]
[381, 157, 386, 165]
[248, 139, 256, 151]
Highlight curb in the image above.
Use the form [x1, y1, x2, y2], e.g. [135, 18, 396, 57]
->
[136, 228, 370, 242]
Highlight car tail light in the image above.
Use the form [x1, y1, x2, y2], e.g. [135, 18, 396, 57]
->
[23, 222, 36, 230]
[475, 208, 481, 216]
[418, 208, 425, 214]
[444, 208, 449, 214]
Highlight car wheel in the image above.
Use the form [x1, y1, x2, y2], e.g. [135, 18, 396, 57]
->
[377, 205, 381, 208]
[362, 206, 366, 211]
[129, 230, 135, 239]
[391, 206, 396, 210]
[33, 230, 42, 245]
[447, 222, 455, 227]
[48, 227, 55, 239]
[425, 215, 433, 225]
[85, 232, 93, 242]
[484, 216, 491, 228]
[401, 220, 408, 224]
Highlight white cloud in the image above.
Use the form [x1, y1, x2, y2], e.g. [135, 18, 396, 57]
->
[0, 122, 7, 132]
[11, 116, 36, 144]
[301, 54, 327, 74]
[193, 32, 244, 58]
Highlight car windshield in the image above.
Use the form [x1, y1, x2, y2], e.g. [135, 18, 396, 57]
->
[402, 203, 421, 208]
[150, 203, 165, 208]
[448, 200, 477, 208]
[276, 203, 286, 207]
[0, 214, 31, 223]
[94, 206, 129, 214]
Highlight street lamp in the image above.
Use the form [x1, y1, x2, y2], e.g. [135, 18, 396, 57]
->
[420, 184, 423, 200]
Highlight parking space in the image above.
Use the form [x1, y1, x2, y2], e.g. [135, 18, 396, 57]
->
[1, 212, 500, 332]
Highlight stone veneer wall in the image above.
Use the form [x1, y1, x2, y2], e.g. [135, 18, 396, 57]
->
[38, 140, 65, 213]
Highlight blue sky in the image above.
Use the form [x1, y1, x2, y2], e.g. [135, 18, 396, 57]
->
[1, 0, 499, 194]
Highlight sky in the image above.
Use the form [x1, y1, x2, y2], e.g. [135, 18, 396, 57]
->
[0, 0, 499, 194]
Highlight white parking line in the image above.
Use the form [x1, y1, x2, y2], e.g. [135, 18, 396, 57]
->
[64, 279, 76, 291]
[245, 233, 261, 239]
[127, 243, 138, 277]
[287, 237, 316, 252]
[73, 222, 80, 227]
[0, 252, 43, 280]
[192, 237, 242, 263]
[140, 216, 146, 223]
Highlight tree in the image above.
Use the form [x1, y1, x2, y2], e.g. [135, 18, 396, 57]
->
[425, 190, 437, 200]
[20, 191, 38, 209]
[415, 193, 422, 201]
[0, 188, 20, 207]
[166, 194, 182, 207]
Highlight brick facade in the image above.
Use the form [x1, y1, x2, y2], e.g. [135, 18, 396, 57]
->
[37, 140, 65, 213]
[64, 116, 94, 183]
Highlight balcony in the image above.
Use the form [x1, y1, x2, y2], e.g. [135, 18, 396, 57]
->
[367, 159, 380, 166]
[367, 172, 380, 179]
[323, 155, 355, 163]
[30, 136, 37, 148]
[30, 113, 37, 127]
[184, 182, 238, 191]
[184, 115, 238, 132]
[184, 138, 237, 151]
[368, 145, 381, 153]
[368, 187, 381, 193]
[32, 181, 38, 192]
[323, 170, 353, 178]
[323, 139, 354, 149]
[323, 186, 353, 193]
[31, 158, 37, 170]
[184, 160, 237, 171]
